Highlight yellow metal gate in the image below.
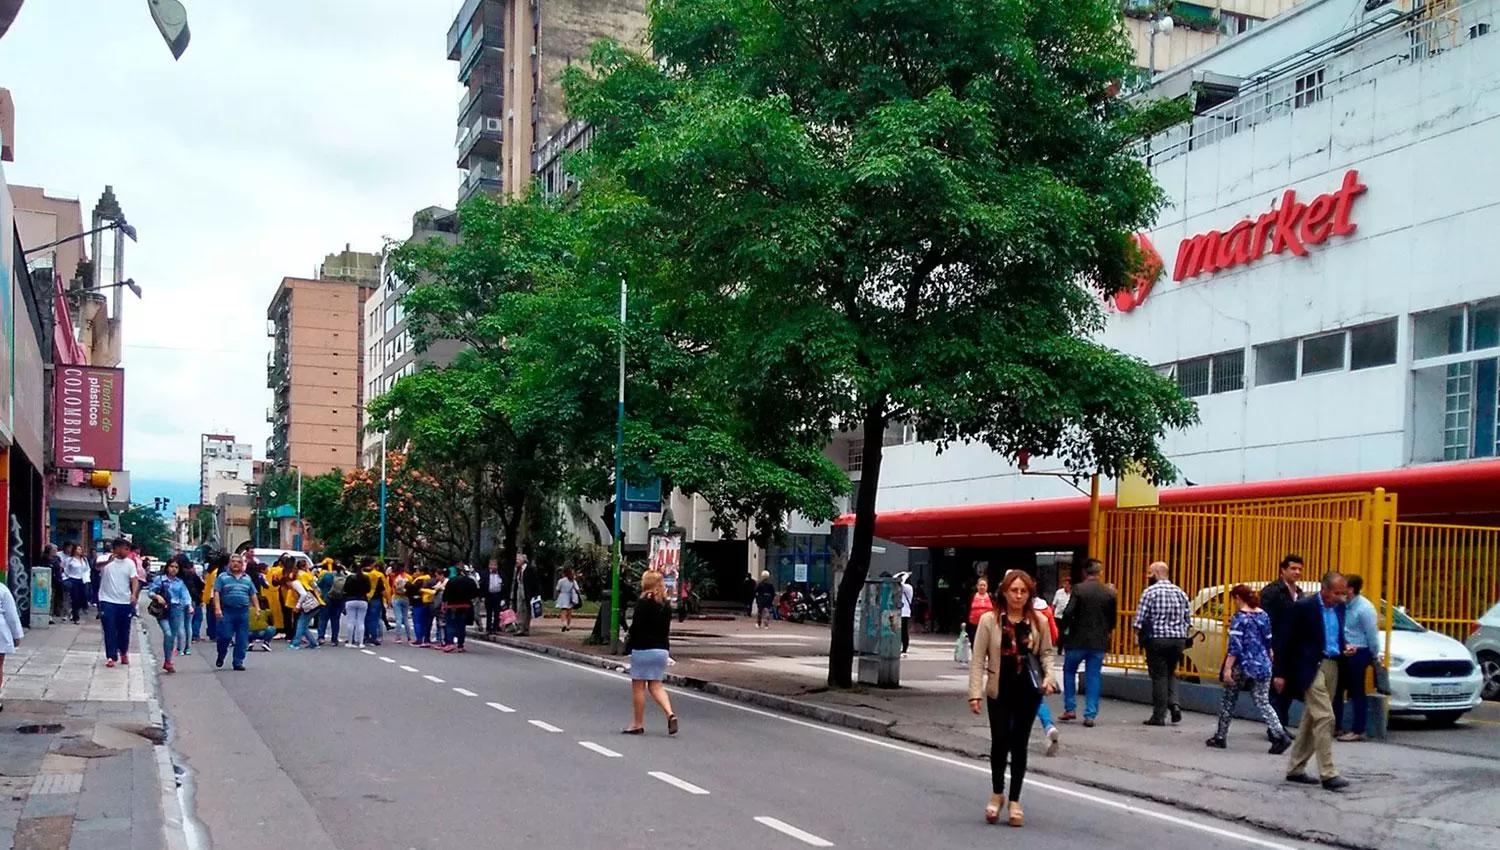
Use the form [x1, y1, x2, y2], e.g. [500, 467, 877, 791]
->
[1392, 522, 1500, 642]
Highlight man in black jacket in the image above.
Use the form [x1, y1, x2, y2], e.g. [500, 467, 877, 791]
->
[1060, 559, 1116, 727]
[1261, 554, 1304, 732]
[1274, 571, 1351, 791]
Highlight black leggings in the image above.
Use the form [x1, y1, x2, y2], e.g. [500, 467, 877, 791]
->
[902, 617, 911, 653]
[987, 689, 1042, 800]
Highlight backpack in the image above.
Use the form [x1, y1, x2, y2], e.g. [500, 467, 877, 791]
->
[329, 573, 349, 602]
[394, 575, 409, 595]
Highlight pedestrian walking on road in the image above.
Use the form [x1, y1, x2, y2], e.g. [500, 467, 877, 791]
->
[1275, 571, 1351, 791]
[555, 569, 580, 632]
[391, 565, 414, 643]
[213, 554, 262, 671]
[98, 538, 140, 669]
[754, 571, 776, 629]
[1132, 561, 1191, 726]
[1334, 574, 1381, 743]
[1059, 559, 1115, 728]
[966, 578, 993, 647]
[0, 577, 24, 711]
[622, 570, 678, 736]
[512, 554, 539, 637]
[147, 559, 194, 674]
[362, 557, 387, 646]
[1206, 585, 1292, 753]
[968, 569, 1057, 828]
[61, 541, 91, 623]
[1262, 554, 1305, 734]
[286, 565, 323, 650]
[483, 559, 505, 634]
[179, 558, 205, 650]
[442, 566, 479, 652]
[341, 567, 371, 648]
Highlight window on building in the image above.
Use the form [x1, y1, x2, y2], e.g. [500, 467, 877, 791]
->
[1293, 69, 1324, 108]
[385, 304, 397, 330]
[1211, 350, 1245, 393]
[1255, 340, 1298, 386]
[1349, 319, 1398, 370]
[1414, 301, 1500, 461]
[1176, 357, 1211, 397]
[1301, 333, 1346, 375]
[1220, 10, 1261, 36]
[846, 439, 864, 472]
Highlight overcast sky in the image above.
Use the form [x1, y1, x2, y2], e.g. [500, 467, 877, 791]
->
[0, 0, 462, 490]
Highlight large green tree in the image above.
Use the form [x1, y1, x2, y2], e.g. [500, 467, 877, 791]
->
[120, 503, 173, 560]
[566, 0, 1197, 685]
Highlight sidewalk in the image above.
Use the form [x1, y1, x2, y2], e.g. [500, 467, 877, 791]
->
[0, 617, 185, 850]
[480, 614, 1500, 850]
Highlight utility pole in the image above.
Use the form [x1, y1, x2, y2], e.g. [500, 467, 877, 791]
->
[378, 432, 388, 559]
[610, 276, 626, 655]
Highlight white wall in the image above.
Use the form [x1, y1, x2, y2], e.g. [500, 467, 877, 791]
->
[874, 11, 1500, 513]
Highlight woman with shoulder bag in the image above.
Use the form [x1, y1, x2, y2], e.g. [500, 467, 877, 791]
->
[967, 569, 1058, 828]
[146, 559, 194, 674]
[1206, 584, 1291, 752]
[621, 570, 678, 736]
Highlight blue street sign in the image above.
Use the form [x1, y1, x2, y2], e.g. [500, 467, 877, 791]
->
[623, 477, 662, 514]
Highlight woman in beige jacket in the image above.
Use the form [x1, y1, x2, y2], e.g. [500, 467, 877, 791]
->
[968, 569, 1058, 827]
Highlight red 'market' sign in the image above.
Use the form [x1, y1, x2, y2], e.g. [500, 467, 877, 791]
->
[1173, 169, 1367, 282]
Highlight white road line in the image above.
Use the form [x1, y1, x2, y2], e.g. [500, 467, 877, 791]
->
[379, 656, 396, 663]
[423, 675, 445, 683]
[754, 817, 833, 847]
[577, 741, 623, 758]
[486, 702, 516, 713]
[361, 649, 376, 655]
[490, 644, 1297, 850]
[648, 771, 709, 795]
[528, 720, 563, 733]
[453, 687, 477, 697]
[399, 665, 419, 672]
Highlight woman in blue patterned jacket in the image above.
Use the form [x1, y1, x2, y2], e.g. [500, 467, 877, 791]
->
[1207, 584, 1293, 753]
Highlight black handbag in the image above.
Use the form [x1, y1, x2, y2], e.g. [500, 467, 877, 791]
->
[1024, 651, 1045, 692]
[147, 598, 168, 619]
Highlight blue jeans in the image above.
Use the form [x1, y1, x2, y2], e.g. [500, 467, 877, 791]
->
[445, 607, 469, 648]
[365, 598, 384, 644]
[217, 606, 251, 668]
[319, 599, 344, 642]
[1064, 649, 1106, 720]
[391, 597, 412, 640]
[65, 578, 89, 621]
[414, 604, 433, 644]
[158, 607, 186, 662]
[292, 609, 319, 648]
[190, 605, 204, 641]
[99, 601, 134, 661]
[250, 626, 278, 642]
[1037, 699, 1054, 730]
[1334, 647, 1374, 735]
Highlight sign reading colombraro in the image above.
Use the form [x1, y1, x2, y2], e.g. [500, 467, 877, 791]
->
[54, 366, 124, 470]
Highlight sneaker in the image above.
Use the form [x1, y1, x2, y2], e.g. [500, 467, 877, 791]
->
[1269, 735, 1293, 756]
[1205, 736, 1227, 749]
[232, 665, 246, 672]
[1060, 711, 1077, 723]
[163, 661, 175, 674]
[1083, 718, 1096, 728]
[105, 659, 116, 668]
[120, 654, 129, 666]
[442, 644, 455, 653]
[455, 647, 467, 653]
[183, 647, 192, 656]
[1044, 727, 1060, 757]
[215, 657, 225, 669]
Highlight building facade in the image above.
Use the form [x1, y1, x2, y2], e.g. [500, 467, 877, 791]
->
[1124, 0, 1313, 74]
[265, 249, 380, 476]
[447, 0, 646, 204]
[199, 433, 254, 505]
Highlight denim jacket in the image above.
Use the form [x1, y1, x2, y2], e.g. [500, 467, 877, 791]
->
[150, 576, 194, 610]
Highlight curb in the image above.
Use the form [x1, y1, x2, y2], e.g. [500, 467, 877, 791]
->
[131, 614, 194, 850]
[480, 630, 1375, 850]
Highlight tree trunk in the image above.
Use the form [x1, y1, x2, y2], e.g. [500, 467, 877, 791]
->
[498, 494, 524, 600]
[828, 404, 887, 688]
[470, 464, 484, 565]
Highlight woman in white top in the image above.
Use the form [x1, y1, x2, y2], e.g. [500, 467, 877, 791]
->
[0, 579, 24, 711]
[554, 569, 580, 633]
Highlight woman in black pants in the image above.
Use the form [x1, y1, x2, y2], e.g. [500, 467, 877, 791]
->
[967, 569, 1057, 828]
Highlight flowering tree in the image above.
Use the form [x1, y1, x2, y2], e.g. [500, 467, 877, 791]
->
[298, 453, 477, 564]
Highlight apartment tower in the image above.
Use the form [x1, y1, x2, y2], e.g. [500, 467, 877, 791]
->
[448, 0, 646, 204]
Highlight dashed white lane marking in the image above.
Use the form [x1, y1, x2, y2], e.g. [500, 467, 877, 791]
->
[423, 675, 445, 683]
[754, 817, 833, 847]
[361, 649, 376, 655]
[488, 643, 1299, 850]
[486, 702, 516, 713]
[577, 741, 623, 758]
[648, 771, 709, 795]
[380, 656, 396, 663]
[399, 665, 419, 672]
[453, 687, 477, 697]
[528, 720, 563, 733]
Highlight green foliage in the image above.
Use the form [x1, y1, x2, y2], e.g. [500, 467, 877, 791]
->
[564, 0, 1199, 685]
[119, 504, 172, 560]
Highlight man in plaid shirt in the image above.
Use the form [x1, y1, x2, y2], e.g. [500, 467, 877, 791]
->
[1133, 561, 1192, 726]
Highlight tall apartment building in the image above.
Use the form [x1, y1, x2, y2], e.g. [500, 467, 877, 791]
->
[447, 0, 646, 204]
[359, 207, 464, 469]
[266, 247, 381, 475]
[199, 433, 255, 504]
[1124, 1, 1311, 73]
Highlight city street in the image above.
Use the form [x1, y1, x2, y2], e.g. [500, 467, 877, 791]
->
[159, 638, 1318, 850]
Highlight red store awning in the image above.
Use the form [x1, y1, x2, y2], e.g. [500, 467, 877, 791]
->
[835, 460, 1500, 549]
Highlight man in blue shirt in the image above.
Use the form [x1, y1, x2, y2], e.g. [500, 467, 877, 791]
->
[1274, 572, 1350, 791]
[1334, 574, 1382, 741]
[213, 553, 262, 671]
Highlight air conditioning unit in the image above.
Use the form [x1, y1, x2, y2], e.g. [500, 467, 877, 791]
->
[530, 45, 537, 56]
[507, 108, 514, 119]
[484, 116, 503, 132]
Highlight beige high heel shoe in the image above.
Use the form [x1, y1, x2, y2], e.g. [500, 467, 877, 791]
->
[984, 794, 1003, 824]
[1008, 801, 1025, 827]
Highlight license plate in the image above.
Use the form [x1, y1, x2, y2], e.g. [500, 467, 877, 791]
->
[1428, 683, 1462, 694]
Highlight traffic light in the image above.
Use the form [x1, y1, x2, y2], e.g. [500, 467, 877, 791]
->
[152, 497, 171, 512]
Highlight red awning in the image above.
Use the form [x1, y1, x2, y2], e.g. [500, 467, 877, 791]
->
[836, 460, 1500, 548]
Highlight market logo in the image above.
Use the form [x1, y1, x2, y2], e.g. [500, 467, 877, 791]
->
[1113, 232, 1164, 313]
[1174, 169, 1367, 282]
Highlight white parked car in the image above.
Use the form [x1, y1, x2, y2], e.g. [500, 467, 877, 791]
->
[1185, 583, 1484, 725]
[247, 548, 314, 571]
[1464, 601, 1500, 701]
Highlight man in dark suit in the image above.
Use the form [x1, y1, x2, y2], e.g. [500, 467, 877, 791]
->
[1273, 571, 1351, 791]
[1261, 554, 1304, 733]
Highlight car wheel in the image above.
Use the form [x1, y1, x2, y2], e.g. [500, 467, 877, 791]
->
[1479, 652, 1500, 702]
[1423, 710, 1466, 728]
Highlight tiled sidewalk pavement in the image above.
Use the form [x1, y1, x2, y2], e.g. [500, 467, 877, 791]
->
[0, 617, 184, 850]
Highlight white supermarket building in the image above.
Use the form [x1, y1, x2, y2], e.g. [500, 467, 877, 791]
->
[842, 0, 1500, 610]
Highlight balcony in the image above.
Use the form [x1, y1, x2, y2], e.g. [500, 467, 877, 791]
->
[446, 0, 487, 60]
[459, 161, 503, 204]
[457, 77, 504, 129]
[457, 25, 505, 83]
[456, 113, 504, 170]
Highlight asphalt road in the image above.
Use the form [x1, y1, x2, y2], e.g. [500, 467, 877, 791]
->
[1386, 699, 1500, 761]
[159, 637, 1323, 850]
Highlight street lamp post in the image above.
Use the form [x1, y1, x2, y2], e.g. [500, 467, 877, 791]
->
[1147, 12, 1174, 78]
[294, 466, 303, 551]
[378, 431, 388, 559]
[610, 276, 626, 655]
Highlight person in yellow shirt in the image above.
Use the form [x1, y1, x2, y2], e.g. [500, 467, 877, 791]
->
[200, 555, 224, 642]
[360, 556, 388, 647]
[409, 567, 435, 647]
